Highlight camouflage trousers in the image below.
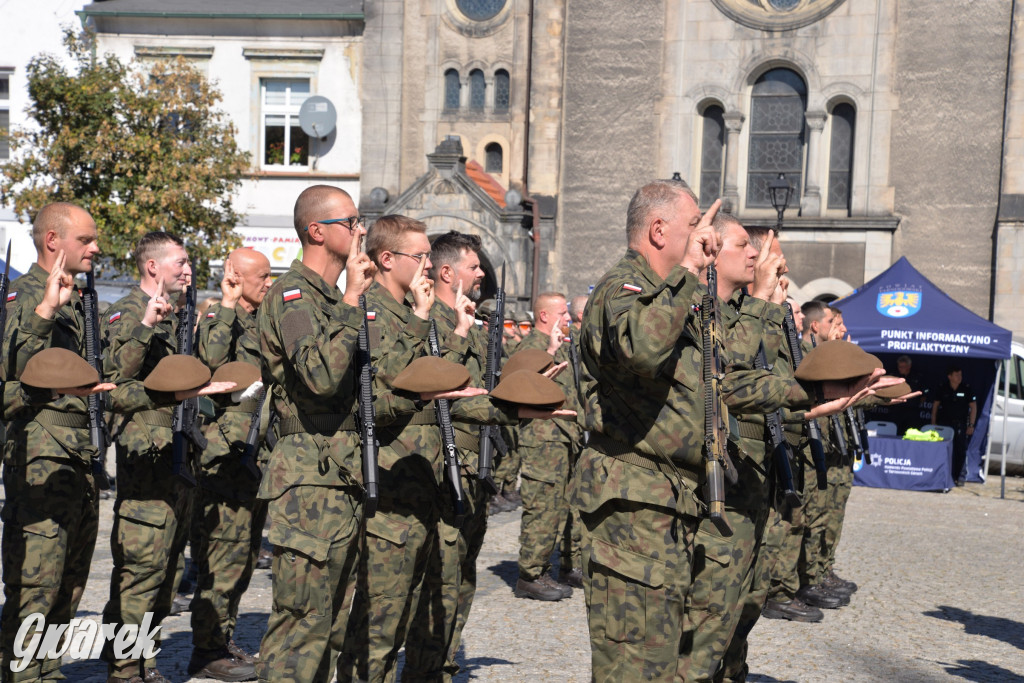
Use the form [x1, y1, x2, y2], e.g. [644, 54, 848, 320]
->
[256, 484, 362, 683]
[574, 448, 702, 682]
[719, 486, 801, 683]
[799, 453, 832, 586]
[493, 438, 520, 495]
[680, 499, 769, 682]
[559, 448, 583, 573]
[1, 424, 99, 683]
[102, 466, 191, 677]
[338, 457, 453, 683]
[403, 466, 487, 682]
[822, 462, 853, 576]
[190, 486, 269, 650]
[517, 441, 572, 580]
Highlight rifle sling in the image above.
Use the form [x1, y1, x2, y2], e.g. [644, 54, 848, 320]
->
[224, 400, 261, 414]
[136, 410, 174, 429]
[453, 430, 479, 454]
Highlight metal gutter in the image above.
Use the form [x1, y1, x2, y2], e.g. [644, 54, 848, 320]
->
[76, 10, 364, 20]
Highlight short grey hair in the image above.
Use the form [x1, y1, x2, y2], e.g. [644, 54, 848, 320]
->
[625, 179, 698, 245]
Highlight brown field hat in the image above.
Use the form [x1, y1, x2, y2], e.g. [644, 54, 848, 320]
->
[867, 353, 884, 370]
[392, 356, 471, 393]
[144, 355, 212, 392]
[489, 369, 565, 408]
[876, 377, 911, 399]
[211, 361, 261, 390]
[794, 340, 879, 382]
[502, 349, 554, 378]
[21, 348, 98, 389]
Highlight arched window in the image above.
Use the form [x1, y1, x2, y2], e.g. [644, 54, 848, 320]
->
[444, 69, 461, 111]
[494, 69, 510, 113]
[699, 105, 725, 208]
[828, 103, 856, 212]
[747, 68, 807, 208]
[485, 142, 503, 173]
[470, 69, 486, 111]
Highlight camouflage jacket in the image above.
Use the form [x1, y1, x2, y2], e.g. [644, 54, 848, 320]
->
[580, 250, 811, 480]
[197, 302, 261, 496]
[102, 285, 180, 452]
[1, 263, 93, 460]
[515, 328, 584, 446]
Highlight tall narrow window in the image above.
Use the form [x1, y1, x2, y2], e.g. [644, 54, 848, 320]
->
[485, 142, 503, 173]
[494, 69, 510, 113]
[444, 69, 461, 111]
[828, 103, 855, 212]
[262, 79, 310, 168]
[0, 72, 10, 161]
[699, 105, 725, 208]
[747, 68, 806, 207]
[469, 69, 486, 111]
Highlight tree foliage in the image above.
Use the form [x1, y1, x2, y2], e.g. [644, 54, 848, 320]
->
[0, 30, 250, 284]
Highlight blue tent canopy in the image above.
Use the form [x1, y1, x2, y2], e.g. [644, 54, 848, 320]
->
[836, 257, 1011, 483]
[0, 257, 22, 280]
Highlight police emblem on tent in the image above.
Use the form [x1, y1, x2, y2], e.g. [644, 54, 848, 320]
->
[876, 288, 922, 318]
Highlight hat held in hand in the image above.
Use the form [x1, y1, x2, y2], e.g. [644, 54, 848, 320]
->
[502, 348, 554, 378]
[489, 369, 565, 409]
[21, 348, 99, 389]
[144, 355, 212, 392]
[392, 356, 471, 394]
[794, 341, 878, 382]
[876, 377, 911, 399]
[211, 361, 261, 391]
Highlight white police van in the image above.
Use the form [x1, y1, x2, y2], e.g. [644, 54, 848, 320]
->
[987, 338, 1024, 471]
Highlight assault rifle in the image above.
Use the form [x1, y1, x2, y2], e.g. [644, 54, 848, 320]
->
[357, 295, 379, 517]
[701, 263, 735, 537]
[476, 265, 506, 493]
[82, 270, 112, 490]
[846, 407, 869, 468]
[854, 407, 871, 463]
[755, 341, 802, 508]
[429, 319, 466, 528]
[171, 278, 206, 487]
[0, 242, 10, 340]
[782, 303, 827, 490]
[239, 388, 265, 481]
[811, 335, 850, 463]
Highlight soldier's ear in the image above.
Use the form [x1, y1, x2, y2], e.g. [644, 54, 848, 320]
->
[649, 217, 667, 248]
[440, 264, 454, 284]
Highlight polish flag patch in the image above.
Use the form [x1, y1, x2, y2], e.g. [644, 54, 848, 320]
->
[6, 292, 16, 302]
[283, 288, 302, 302]
[108, 311, 121, 323]
[366, 311, 377, 321]
[207, 312, 216, 318]
[622, 284, 642, 293]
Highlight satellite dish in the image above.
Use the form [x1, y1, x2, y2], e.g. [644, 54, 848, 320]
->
[299, 96, 337, 139]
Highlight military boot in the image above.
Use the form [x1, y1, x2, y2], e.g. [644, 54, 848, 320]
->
[761, 597, 824, 623]
[514, 576, 567, 601]
[821, 572, 855, 598]
[187, 648, 257, 682]
[557, 567, 584, 589]
[227, 639, 257, 664]
[144, 669, 173, 683]
[826, 570, 858, 593]
[796, 584, 844, 609]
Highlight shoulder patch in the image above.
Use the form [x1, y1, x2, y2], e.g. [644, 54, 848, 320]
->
[283, 288, 302, 303]
[622, 284, 642, 293]
[6, 292, 16, 303]
[207, 311, 216, 318]
[366, 311, 376, 321]
[108, 311, 122, 324]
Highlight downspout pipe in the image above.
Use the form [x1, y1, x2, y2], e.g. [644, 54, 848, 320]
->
[522, 0, 539, 309]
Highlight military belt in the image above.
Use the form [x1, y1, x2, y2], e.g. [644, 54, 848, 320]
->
[589, 431, 698, 488]
[138, 410, 174, 428]
[34, 409, 89, 429]
[453, 430, 479, 454]
[736, 421, 765, 440]
[224, 400, 260, 414]
[278, 414, 357, 436]
[394, 406, 438, 426]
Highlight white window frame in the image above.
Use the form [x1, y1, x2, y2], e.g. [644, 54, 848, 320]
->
[0, 69, 12, 162]
[260, 78, 311, 170]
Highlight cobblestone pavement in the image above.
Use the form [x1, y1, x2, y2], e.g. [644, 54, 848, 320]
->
[2, 472, 1022, 682]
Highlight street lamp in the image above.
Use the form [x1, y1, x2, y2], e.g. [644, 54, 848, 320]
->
[768, 172, 793, 232]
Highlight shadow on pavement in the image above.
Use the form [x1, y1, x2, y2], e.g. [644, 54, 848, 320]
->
[943, 659, 1024, 682]
[924, 605, 1024, 650]
[746, 674, 798, 682]
[486, 559, 519, 590]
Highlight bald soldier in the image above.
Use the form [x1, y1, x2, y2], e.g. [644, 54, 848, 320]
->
[0, 203, 114, 682]
[188, 248, 274, 680]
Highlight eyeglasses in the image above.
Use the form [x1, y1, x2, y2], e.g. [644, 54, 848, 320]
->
[391, 250, 431, 263]
[306, 216, 363, 232]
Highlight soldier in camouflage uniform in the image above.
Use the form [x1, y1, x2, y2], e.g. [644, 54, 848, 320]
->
[680, 217, 790, 682]
[0, 203, 114, 682]
[101, 231, 233, 682]
[188, 248, 274, 681]
[513, 292, 585, 601]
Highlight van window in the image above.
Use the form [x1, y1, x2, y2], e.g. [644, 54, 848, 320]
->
[1005, 356, 1024, 400]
